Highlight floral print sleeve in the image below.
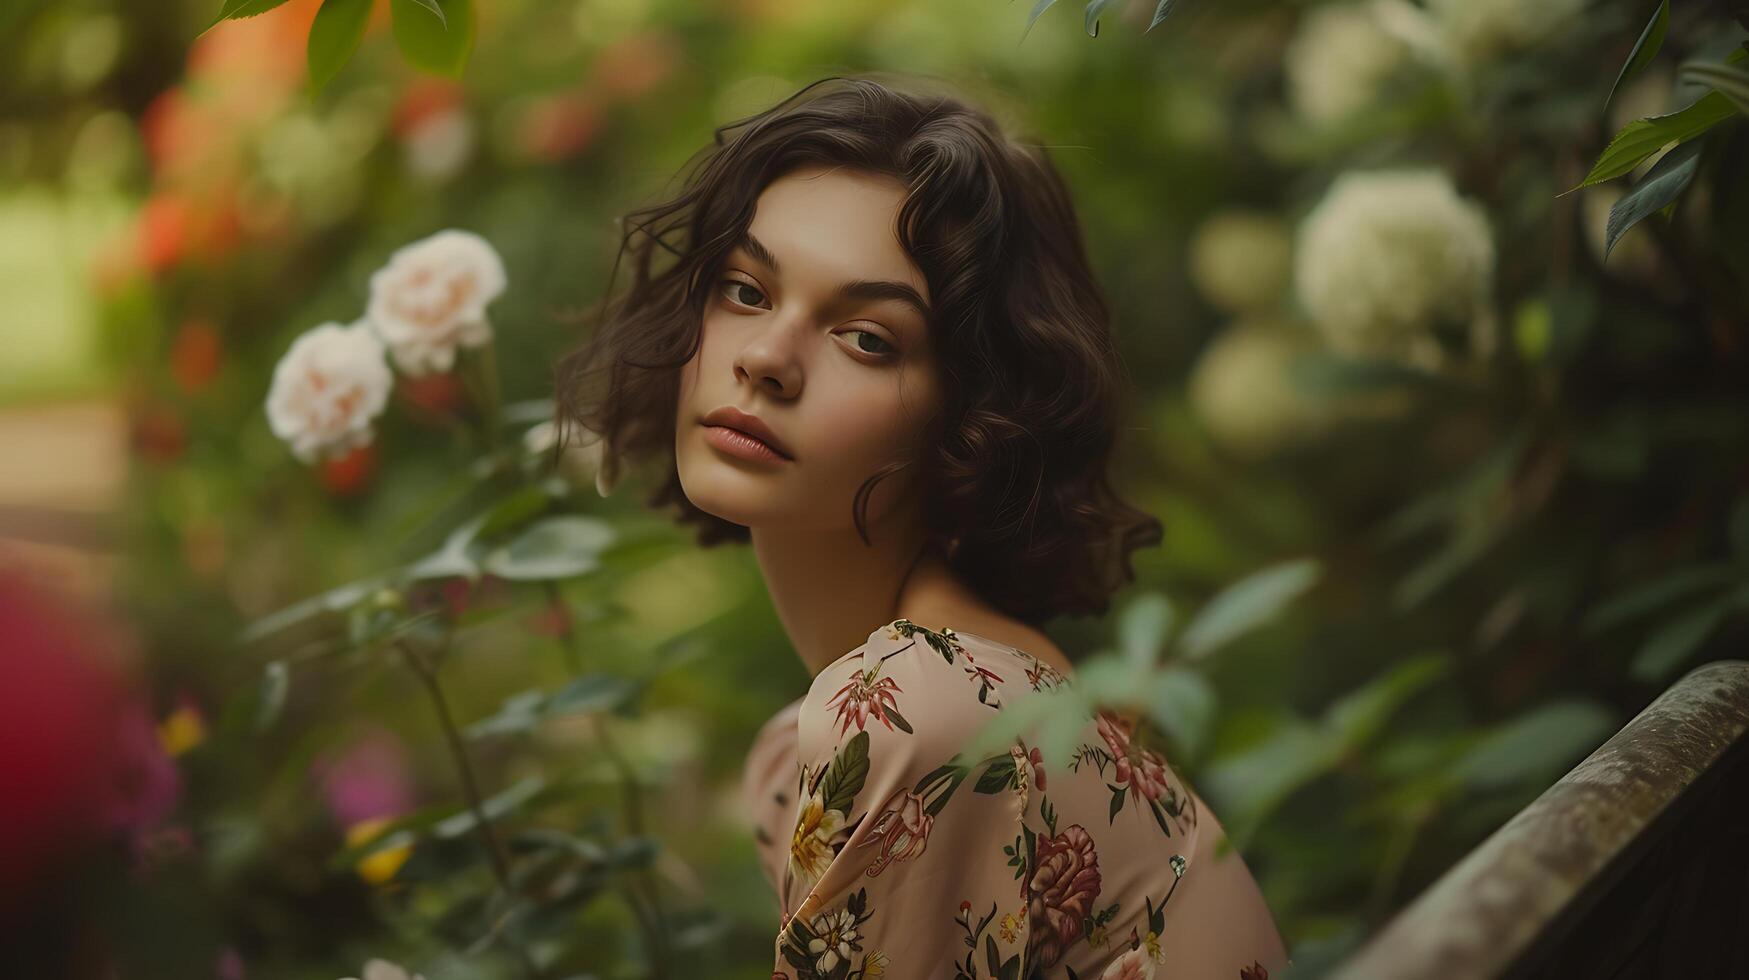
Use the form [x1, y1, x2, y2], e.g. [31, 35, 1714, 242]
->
[747, 620, 1292, 980]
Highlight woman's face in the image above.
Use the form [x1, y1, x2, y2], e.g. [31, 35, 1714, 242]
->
[675, 164, 943, 534]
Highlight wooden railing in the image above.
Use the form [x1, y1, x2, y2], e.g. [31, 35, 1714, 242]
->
[1327, 659, 1749, 980]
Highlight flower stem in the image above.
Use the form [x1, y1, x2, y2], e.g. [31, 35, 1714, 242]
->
[544, 596, 670, 977]
[393, 639, 515, 894]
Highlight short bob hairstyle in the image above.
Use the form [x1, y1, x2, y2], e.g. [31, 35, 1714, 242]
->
[555, 73, 1161, 629]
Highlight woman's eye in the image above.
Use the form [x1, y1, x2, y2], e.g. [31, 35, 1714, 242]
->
[720, 279, 767, 308]
[845, 329, 897, 358]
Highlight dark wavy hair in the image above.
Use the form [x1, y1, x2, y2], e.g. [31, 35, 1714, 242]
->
[553, 72, 1161, 628]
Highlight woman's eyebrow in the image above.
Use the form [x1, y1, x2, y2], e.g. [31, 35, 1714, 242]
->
[738, 232, 933, 323]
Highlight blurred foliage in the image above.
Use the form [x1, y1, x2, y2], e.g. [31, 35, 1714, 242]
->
[4, 0, 1749, 977]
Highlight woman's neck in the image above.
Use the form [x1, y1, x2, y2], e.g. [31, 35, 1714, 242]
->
[752, 512, 984, 676]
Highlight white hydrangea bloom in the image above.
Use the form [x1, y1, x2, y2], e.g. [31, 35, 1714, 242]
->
[1294, 168, 1495, 369]
[1189, 210, 1292, 314]
[366, 229, 506, 376]
[1284, 3, 1410, 125]
[1188, 320, 1336, 459]
[1188, 319, 1413, 459]
[265, 320, 394, 464]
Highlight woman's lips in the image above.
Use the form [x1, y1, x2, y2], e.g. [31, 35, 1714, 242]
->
[701, 423, 793, 464]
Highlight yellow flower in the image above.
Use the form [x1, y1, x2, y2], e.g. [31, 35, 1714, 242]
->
[1088, 923, 1109, 948]
[1000, 910, 1026, 943]
[1145, 930, 1163, 963]
[788, 793, 846, 882]
[345, 816, 412, 885]
[864, 950, 889, 977]
[157, 705, 206, 757]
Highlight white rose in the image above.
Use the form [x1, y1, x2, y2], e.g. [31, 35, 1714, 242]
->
[1294, 168, 1495, 369]
[366, 229, 507, 376]
[340, 958, 426, 980]
[265, 321, 393, 464]
[1189, 210, 1292, 315]
[1284, 3, 1410, 125]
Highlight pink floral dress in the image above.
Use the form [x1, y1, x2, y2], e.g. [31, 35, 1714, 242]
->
[741, 619, 1291, 979]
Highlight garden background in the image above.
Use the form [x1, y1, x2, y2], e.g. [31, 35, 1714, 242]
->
[2, 0, 1747, 977]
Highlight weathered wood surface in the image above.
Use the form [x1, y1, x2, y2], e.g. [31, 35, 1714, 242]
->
[1327, 659, 1749, 980]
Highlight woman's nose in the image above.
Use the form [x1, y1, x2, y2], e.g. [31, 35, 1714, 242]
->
[733, 316, 805, 396]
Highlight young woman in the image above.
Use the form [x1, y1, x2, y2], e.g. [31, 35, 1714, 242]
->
[557, 74, 1289, 980]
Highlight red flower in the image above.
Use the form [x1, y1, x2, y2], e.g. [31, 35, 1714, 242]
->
[131, 402, 187, 464]
[825, 668, 906, 736]
[396, 371, 464, 419]
[1026, 824, 1102, 968]
[319, 443, 377, 496]
[171, 318, 224, 394]
[392, 79, 465, 140]
[516, 93, 604, 163]
[1240, 961, 1270, 980]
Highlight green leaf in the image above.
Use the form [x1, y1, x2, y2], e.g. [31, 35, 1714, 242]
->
[1583, 563, 1735, 634]
[1178, 558, 1320, 661]
[1392, 521, 1502, 612]
[463, 689, 547, 739]
[545, 673, 638, 716]
[204, 0, 294, 34]
[961, 684, 1074, 761]
[1084, 0, 1122, 37]
[239, 575, 386, 644]
[820, 731, 870, 815]
[1200, 718, 1341, 835]
[408, 0, 446, 26]
[255, 660, 289, 733]
[975, 757, 1017, 793]
[1679, 60, 1749, 115]
[482, 515, 615, 581]
[1451, 701, 1616, 790]
[1116, 592, 1174, 669]
[1023, 0, 1058, 40]
[432, 775, 547, 838]
[1145, 668, 1216, 760]
[326, 799, 467, 870]
[1321, 654, 1449, 750]
[1603, 135, 1706, 260]
[1604, 0, 1668, 117]
[307, 0, 374, 93]
[1567, 92, 1736, 192]
[1630, 597, 1734, 682]
[391, 0, 473, 77]
[1145, 0, 1179, 34]
[1107, 784, 1127, 822]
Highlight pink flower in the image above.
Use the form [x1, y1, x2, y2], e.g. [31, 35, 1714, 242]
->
[102, 701, 184, 834]
[825, 668, 907, 736]
[312, 728, 415, 828]
[858, 786, 934, 876]
[1012, 742, 1046, 793]
[1097, 711, 1173, 801]
[1027, 824, 1102, 967]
